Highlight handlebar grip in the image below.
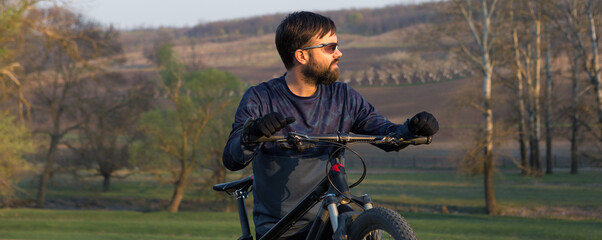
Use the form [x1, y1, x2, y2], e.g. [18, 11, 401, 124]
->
[402, 136, 432, 145]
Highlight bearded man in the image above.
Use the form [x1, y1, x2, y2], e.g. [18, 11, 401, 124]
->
[222, 11, 438, 239]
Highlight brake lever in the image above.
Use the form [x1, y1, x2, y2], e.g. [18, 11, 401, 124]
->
[374, 135, 396, 145]
[278, 132, 316, 152]
[288, 132, 309, 140]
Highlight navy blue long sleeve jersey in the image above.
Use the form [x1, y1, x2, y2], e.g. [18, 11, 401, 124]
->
[222, 75, 413, 237]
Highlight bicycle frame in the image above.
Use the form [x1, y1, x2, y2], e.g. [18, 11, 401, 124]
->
[214, 133, 431, 240]
[260, 152, 375, 240]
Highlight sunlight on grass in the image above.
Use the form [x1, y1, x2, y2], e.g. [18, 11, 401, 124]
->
[2, 209, 600, 240]
[0, 209, 245, 240]
[346, 171, 602, 209]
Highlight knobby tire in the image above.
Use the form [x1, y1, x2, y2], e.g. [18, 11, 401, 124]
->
[348, 207, 417, 240]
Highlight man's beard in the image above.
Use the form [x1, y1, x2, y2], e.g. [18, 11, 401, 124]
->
[301, 55, 340, 86]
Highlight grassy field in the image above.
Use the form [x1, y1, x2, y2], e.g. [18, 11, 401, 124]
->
[1, 209, 601, 240]
[18, 171, 602, 212]
[350, 171, 602, 212]
[7, 170, 602, 239]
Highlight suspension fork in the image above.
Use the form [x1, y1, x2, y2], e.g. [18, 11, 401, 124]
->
[306, 153, 376, 239]
[325, 171, 375, 224]
[325, 150, 351, 233]
[328, 147, 374, 210]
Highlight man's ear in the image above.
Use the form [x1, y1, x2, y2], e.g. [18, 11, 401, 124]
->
[294, 50, 309, 65]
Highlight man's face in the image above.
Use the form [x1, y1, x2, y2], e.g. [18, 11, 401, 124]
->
[300, 33, 342, 86]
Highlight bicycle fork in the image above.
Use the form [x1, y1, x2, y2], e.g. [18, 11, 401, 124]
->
[326, 156, 375, 239]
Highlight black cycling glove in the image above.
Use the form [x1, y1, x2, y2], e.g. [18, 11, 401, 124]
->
[408, 111, 439, 136]
[242, 112, 296, 144]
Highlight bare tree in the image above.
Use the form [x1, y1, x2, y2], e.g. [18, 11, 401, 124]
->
[66, 73, 153, 192]
[569, 49, 583, 174]
[552, 0, 602, 173]
[449, 0, 501, 215]
[510, 1, 530, 175]
[526, 0, 543, 176]
[585, 0, 601, 141]
[555, 0, 602, 142]
[22, 6, 122, 208]
[544, 22, 554, 174]
[507, 0, 549, 176]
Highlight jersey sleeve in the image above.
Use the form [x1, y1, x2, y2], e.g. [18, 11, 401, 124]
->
[347, 85, 397, 135]
[222, 87, 264, 170]
[346, 85, 415, 151]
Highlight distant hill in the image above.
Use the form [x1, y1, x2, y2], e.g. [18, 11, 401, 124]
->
[117, 1, 466, 86]
[185, 2, 446, 42]
[118, 2, 448, 48]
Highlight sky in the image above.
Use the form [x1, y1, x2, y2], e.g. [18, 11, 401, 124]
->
[66, 0, 437, 30]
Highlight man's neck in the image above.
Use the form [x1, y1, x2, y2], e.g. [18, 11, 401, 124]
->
[284, 70, 318, 97]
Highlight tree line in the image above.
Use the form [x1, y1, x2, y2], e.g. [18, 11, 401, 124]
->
[185, 2, 445, 41]
[435, 0, 601, 215]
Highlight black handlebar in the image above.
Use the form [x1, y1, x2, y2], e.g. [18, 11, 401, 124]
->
[252, 132, 432, 145]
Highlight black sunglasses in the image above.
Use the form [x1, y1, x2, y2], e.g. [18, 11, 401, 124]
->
[293, 42, 338, 54]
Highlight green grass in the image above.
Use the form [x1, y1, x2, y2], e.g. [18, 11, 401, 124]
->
[1, 209, 600, 240]
[23, 171, 601, 209]
[9, 170, 602, 239]
[349, 171, 602, 209]
[18, 172, 227, 202]
[16, 171, 602, 215]
[407, 212, 602, 240]
[0, 209, 245, 240]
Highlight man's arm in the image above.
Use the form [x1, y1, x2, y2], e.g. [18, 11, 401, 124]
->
[223, 118, 258, 171]
[222, 89, 262, 171]
[377, 112, 439, 152]
[222, 89, 295, 171]
[346, 86, 438, 151]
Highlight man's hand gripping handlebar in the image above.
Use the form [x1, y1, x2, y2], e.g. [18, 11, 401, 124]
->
[241, 113, 296, 146]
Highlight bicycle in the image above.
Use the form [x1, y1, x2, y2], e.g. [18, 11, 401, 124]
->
[213, 132, 432, 240]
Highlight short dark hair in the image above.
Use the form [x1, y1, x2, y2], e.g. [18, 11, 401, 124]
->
[275, 11, 336, 69]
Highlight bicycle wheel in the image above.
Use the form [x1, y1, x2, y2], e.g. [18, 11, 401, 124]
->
[348, 207, 417, 240]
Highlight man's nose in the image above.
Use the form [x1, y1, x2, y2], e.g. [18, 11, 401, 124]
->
[334, 48, 342, 58]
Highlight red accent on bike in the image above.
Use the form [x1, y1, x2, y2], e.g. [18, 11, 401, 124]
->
[330, 164, 345, 172]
